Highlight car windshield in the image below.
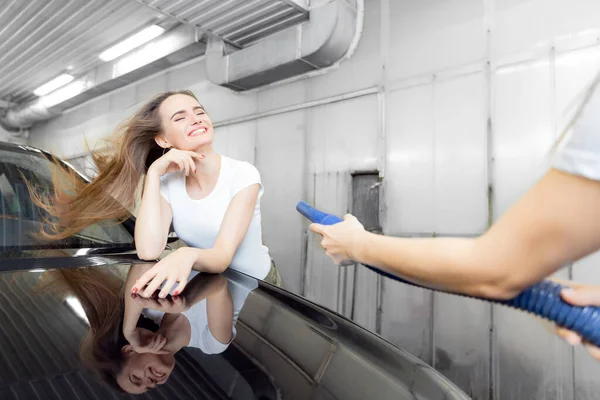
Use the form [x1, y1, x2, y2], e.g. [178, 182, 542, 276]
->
[0, 147, 135, 253]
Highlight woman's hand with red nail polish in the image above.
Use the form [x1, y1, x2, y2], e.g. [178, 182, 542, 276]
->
[130, 248, 195, 299]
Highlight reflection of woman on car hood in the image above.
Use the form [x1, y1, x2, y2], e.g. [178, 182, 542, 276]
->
[38, 264, 256, 394]
[136, 269, 256, 357]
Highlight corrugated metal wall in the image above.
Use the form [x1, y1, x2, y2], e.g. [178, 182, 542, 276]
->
[28, 0, 600, 398]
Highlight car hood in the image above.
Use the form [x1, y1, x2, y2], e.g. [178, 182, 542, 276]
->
[0, 251, 470, 400]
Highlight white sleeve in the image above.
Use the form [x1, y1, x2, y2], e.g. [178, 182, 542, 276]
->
[231, 162, 264, 198]
[142, 308, 165, 325]
[553, 82, 600, 181]
[199, 326, 237, 355]
[185, 300, 236, 355]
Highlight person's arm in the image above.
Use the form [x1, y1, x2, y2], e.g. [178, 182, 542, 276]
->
[122, 264, 170, 354]
[153, 277, 233, 352]
[188, 183, 260, 273]
[134, 171, 172, 260]
[311, 168, 600, 299]
[131, 184, 260, 297]
[205, 277, 234, 344]
[123, 264, 152, 335]
[135, 149, 205, 260]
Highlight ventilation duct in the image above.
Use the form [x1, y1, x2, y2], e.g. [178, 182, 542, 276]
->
[206, 0, 360, 91]
[0, 25, 205, 131]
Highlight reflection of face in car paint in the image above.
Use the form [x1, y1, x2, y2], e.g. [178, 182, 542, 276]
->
[116, 350, 175, 394]
[118, 268, 257, 393]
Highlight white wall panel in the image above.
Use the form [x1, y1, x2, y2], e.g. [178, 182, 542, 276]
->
[388, 0, 485, 82]
[493, 59, 554, 217]
[385, 85, 435, 234]
[303, 172, 346, 311]
[494, 0, 600, 61]
[351, 267, 379, 332]
[135, 74, 168, 104]
[212, 122, 256, 164]
[554, 47, 600, 139]
[309, 95, 379, 174]
[109, 85, 138, 120]
[256, 111, 306, 294]
[433, 293, 490, 400]
[433, 73, 487, 234]
[257, 80, 307, 113]
[166, 59, 204, 91]
[380, 279, 433, 364]
[303, 95, 379, 311]
[307, 0, 381, 99]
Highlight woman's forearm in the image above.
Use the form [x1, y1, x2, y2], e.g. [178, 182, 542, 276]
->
[123, 265, 150, 334]
[184, 274, 228, 305]
[187, 247, 232, 274]
[353, 233, 495, 295]
[353, 232, 547, 299]
[135, 171, 168, 259]
[206, 279, 234, 344]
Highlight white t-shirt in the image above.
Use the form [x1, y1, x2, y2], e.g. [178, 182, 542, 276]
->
[553, 81, 600, 180]
[143, 270, 258, 354]
[159, 155, 271, 280]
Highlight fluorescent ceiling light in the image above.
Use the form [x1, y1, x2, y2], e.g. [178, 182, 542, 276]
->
[114, 35, 177, 76]
[99, 25, 166, 61]
[33, 74, 74, 96]
[41, 80, 87, 108]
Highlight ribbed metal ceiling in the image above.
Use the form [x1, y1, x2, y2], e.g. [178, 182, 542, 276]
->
[0, 0, 166, 105]
[0, 0, 309, 108]
[137, 0, 309, 48]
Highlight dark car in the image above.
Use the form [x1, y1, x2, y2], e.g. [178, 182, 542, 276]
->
[0, 141, 470, 399]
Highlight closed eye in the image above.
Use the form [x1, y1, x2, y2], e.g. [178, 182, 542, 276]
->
[175, 113, 203, 122]
[130, 375, 142, 387]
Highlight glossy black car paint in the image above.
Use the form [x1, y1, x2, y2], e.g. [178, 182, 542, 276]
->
[0, 141, 470, 399]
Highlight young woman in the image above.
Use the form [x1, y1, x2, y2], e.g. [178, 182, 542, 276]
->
[34, 90, 281, 290]
[309, 73, 600, 360]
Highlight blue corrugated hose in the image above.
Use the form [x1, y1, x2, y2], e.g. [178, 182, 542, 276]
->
[296, 201, 600, 347]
